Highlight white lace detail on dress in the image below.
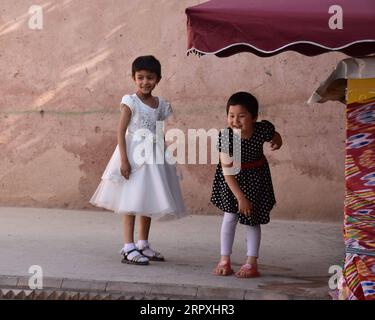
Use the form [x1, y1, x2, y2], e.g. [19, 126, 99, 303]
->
[121, 94, 172, 135]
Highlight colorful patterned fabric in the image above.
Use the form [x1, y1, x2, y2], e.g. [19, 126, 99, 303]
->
[340, 79, 375, 300]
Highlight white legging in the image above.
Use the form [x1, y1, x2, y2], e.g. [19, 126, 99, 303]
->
[220, 212, 261, 257]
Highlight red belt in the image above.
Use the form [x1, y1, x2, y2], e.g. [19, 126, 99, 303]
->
[242, 156, 266, 169]
[227, 156, 266, 169]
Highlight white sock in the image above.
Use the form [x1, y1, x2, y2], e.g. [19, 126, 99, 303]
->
[122, 243, 148, 262]
[137, 240, 155, 256]
[136, 240, 149, 250]
[137, 240, 163, 258]
[123, 243, 136, 252]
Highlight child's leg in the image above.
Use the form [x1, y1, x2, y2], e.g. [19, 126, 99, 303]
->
[220, 212, 238, 262]
[235, 224, 261, 278]
[123, 214, 135, 244]
[138, 215, 151, 241]
[121, 214, 148, 264]
[244, 224, 261, 265]
[137, 216, 164, 261]
[214, 212, 237, 275]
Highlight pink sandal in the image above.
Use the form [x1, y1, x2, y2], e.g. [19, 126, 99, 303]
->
[235, 264, 260, 278]
[213, 261, 234, 276]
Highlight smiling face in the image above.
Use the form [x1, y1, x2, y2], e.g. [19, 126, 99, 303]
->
[227, 104, 257, 137]
[133, 70, 160, 96]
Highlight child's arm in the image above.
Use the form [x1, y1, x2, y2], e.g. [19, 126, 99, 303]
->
[163, 101, 176, 132]
[220, 152, 252, 217]
[164, 112, 176, 128]
[270, 131, 282, 151]
[118, 104, 132, 179]
[163, 103, 177, 150]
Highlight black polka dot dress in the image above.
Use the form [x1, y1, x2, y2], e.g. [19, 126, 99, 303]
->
[210, 120, 276, 226]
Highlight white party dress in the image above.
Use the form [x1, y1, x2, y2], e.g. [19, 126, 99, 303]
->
[90, 94, 186, 220]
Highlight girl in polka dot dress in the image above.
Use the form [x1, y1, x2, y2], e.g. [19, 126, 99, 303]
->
[211, 92, 282, 278]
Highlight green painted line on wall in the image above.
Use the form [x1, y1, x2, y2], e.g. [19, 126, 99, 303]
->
[0, 110, 119, 116]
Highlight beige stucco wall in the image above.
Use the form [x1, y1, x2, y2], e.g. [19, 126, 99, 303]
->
[0, 0, 346, 221]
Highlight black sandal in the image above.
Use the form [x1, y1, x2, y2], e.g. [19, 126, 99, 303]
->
[139, 247, 165, 262]
[121, 249, 149, 265]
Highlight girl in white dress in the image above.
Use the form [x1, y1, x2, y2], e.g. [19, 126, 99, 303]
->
[90, 56, 186, 265]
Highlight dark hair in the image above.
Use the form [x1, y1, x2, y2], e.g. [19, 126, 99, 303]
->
[226, 91, 259, 118]
[132, 55, 161, 80]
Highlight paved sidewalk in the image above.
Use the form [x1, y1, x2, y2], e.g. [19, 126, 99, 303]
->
[0, 207, 344, 299]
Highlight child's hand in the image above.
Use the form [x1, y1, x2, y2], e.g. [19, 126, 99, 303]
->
[120, 160, 131, 180]
[270, 131, 282, 151]
[237, 196, 253, 217]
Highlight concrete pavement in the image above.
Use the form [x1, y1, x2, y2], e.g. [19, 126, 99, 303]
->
[0, 207, 344, 299]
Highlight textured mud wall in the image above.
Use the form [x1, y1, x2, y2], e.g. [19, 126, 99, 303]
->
[0, 0, 346, 221]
